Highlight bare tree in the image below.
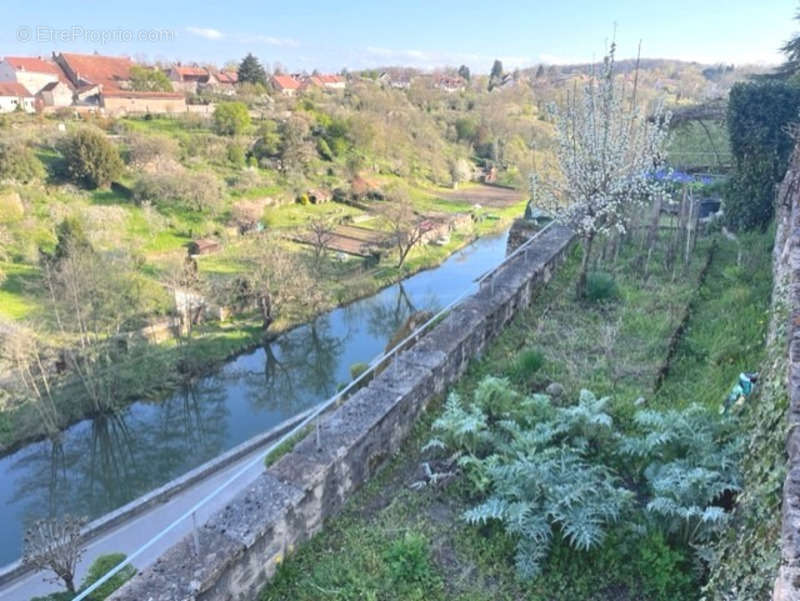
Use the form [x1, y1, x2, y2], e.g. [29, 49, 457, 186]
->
[1, 324, 61, 436]
[40, 224, 149, 413]
[379, 186, 427, 268]
[306, 216, 335, 271]
[244, 238, 325, 334]
[23, 515, 87, 593]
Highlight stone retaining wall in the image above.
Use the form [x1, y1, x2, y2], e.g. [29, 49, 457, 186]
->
[774, 147, 800, 601]
[109, 224, 575, 601]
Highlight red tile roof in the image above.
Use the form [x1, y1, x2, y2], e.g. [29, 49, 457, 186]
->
[307, 74, 344, 87]
[58, 53, 133, 90]
[215, 70, 238, 84]
[272, 75, 301, 90]
[174, 66, 208, 79]
[3, 56, 73, 87]
[0, 82, 33, 97]
[3, 56, 62, 75]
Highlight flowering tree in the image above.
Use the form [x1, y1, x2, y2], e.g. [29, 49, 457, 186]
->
[539, 44, 671, 297]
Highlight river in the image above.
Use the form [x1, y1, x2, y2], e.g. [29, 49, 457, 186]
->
[0, 229, 510, 566]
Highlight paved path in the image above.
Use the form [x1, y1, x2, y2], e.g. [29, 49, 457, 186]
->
[0, 425, 289, 601]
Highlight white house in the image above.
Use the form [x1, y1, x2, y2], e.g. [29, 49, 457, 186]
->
[0, 82, 35, 113]
[0, 56, 66, 95]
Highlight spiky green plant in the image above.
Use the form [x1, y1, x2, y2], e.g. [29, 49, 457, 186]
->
[619, 404, 741, 545]
[425, 379, 630, 577]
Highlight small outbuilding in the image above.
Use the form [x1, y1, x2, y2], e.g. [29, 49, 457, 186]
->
[188, 238, 221, 256]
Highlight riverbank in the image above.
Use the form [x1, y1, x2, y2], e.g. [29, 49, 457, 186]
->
[0, 206, 523, 458]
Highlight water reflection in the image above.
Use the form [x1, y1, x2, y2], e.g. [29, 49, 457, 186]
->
[0, 230, 510, 565]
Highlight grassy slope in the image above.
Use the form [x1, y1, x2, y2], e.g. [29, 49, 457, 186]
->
[258, 230, 773, 601]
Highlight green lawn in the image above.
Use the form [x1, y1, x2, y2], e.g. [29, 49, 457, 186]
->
[0, 262, 40, 320]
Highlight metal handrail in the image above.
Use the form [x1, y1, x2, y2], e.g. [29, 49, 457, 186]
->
[71, 220, 558, 601]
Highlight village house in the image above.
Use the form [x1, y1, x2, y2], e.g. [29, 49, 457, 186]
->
[206, 70, 238, 95]
[305, 74, 346, 90]
[271, 74, 302, 96]
[433, 74, 466, 93]
[166, 65, 209, 93]
[36, 80, 74, 109]
[378, 70, 413, 89]
[54, 52, 134, 91]
[0, 82, 35, 113]
[100, 89, 187, 115]
[0, 56, 71, 97]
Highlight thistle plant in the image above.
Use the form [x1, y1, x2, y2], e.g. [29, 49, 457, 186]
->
[424, 376, 742, 578]
[619, 404, 742, 545]
[425, 379, 630, 577]
[539, 43, 672, 296]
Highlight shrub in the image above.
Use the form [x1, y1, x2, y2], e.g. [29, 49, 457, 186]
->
[0, 190, 24, 223]
[57, 128, 123, 189]
[227, 141, 246, 167]
[133, 172, 224, 214]
[349, 361, 369, 381]
[126, 133, 179, 166]
[382, 532, 439, 598]
[80, 553, 136, 600]
[250, 120, 281, 161]
[725, 81, 800, 230]
[213, 101, 251, 136]
[0, 140, 45, 183]
[316, 137, 333, 161]
[512, 347, 544, 381]
[585, 271, 618, 303]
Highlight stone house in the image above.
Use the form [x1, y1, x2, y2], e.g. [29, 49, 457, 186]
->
[37, 80, 74, 108]
[206, 70, 238, 95]
[167, 65, 210, 93]
[0, 82, 35, 113]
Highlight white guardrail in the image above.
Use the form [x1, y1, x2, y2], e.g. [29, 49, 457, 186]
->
[71, 220, 557, 601]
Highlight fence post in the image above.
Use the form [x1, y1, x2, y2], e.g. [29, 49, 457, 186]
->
[191, 511, 200, 556]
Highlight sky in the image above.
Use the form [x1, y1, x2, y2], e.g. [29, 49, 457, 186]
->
[1, 0, 796, 72]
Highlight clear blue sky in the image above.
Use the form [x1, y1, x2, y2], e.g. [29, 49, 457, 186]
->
[1, 0, 796, 72]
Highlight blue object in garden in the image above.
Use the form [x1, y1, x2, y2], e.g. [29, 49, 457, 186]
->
[722, 372, 758, 414]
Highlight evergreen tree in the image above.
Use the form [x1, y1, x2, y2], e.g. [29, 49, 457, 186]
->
[237, 53, 267, 85]
[769, 9, 800, 81]
[490, 59, 503, 80]
[489, 59, 504, 90]
[458, 64, 471, 81]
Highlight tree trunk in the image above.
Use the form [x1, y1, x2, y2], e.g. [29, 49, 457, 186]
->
[576, 232, 595, 298]
[64, 574, 76, 593]
[258, 295, 273, 331]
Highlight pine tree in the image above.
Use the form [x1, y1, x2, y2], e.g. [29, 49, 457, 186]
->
[237, 53, 267, 85]
[458, 64, 471, 81]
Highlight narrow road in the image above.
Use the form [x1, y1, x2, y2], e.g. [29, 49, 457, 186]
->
[0, 419, 296, 601]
